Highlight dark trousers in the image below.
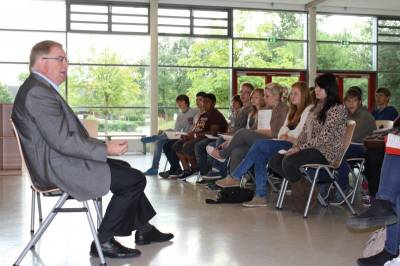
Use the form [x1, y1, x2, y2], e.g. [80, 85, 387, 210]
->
[376, 154, 400, 254]
[162, 140, 181, 172]
[268, 148, 328, 182]
[194, 138, 215, 175]
[364, 146, 385, 197]
[97, 158, 156, 243]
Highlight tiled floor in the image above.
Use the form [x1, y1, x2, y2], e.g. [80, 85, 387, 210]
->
[0, 154, 370, 266]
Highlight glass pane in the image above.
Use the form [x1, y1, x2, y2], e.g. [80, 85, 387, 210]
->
[0, 1, 65, 31]
[68, 65, 149, 107]
[112, 24, 148, 33]
[379, 20, 400, 27]
[237, 76, 265, 91]
[317, 14, 376, 42]
[112, 6, 148, 15]
[378, 35, 400, 43]
[70, 4, 107, 13]
[112, 15, 148, 24]
[194, 19, 227, 27]
[0, 63, 66, 101]
[67, 33, 150, 65]
[193, 10, 228, 19]
[159, 9, 190, 17]
[234, 40, 306, 69]
[158, 67, 230, 110]
[233, 10, 306, 40]
[343, 78, 369, 107]
[70, 13, 108, 23]
[193, 27, 227, 36]
[0, 31, 65, 62]
[158, 37, 230, 67]
[158, 26, 190, 34]
[70, 22, 108, 31]
[378, 73, 400, 111]
[272, 76, 299, 90]
[317, 43, 374, 71]
[159, 17, 190, 26]
[378, 45, 400, 72]
[72, 107, 149, 136]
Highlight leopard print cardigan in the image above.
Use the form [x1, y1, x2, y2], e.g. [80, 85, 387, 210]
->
[294, 103, 348, 165]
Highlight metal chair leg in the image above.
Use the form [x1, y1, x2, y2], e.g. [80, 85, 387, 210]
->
[92, 198, 103, 229]
[13, 193, 69, 266]
[30, 189, 36, 233]
[83, 201, 106, 266]
[303, 173, 319, 218]
[333, 180, 357, 216]
[276, 179, 288, 209]
[37, 192, 43, 222]
[350, 161, 365, 205]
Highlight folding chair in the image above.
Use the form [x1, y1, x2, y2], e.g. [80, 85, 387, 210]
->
[11, 120, 106, 266]
[276, 120, 358, 218]
[346, 156, 365, 205]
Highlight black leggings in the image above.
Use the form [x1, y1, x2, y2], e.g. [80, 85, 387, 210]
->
[268, 148, 328, 182]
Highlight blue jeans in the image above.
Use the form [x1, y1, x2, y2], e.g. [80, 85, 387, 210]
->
[337, 143, 365, 190]
[149, 134, 169, 169]
[376, 154, 400, 255]
[209, 137, 228, 177]
[231, 139, 292, 198]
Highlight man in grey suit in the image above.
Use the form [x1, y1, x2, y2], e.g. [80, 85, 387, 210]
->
[12, 40, 173, 258]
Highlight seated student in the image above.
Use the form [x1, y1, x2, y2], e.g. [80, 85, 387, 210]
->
[268, 73, 347, 213]
[347, 153, 400, 266]
[141, 94, 197, 175]
[172, 93, 228, 180]
[330, 86, 376, 205]
[216, 81, 313, 207]
[203, 85, 256, 180]
[207, 83, 289, 186]
[196, 94, 243, 177]
[159, 91, 206, 178]
[372, 87, 398, 121]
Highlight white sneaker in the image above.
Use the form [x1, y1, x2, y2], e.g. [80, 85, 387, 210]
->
[384, 258, 400, 266]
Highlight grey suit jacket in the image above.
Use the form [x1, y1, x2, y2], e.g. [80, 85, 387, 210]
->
[12, 73, 110, 201]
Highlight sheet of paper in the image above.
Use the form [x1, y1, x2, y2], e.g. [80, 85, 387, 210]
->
[257, 109, 272, 130]
[386, 133, 400, 149]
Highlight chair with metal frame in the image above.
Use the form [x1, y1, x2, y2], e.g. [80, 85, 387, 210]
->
[275, 120, 358, 218]
[11, 120, 107, 266]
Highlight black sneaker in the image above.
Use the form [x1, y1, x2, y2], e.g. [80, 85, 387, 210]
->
[357, 250, 398, 266]
[178, 169, 194, 180]
[347, 199, 397, 230]
[169, 169, 183, 178]
[159, 170, 171, 179]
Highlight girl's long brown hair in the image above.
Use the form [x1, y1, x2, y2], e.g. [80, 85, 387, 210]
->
[287, 81, 312, 129]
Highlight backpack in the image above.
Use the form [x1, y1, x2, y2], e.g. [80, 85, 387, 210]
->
[205, 187, 254, 204]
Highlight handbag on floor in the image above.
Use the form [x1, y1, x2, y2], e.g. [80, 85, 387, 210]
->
[205, 187, 254, 204]
[363, 227, 386, 258]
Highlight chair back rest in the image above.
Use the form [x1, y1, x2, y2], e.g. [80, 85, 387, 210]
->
[81, 119, 99, 138]
[10, 119, 58, 193]
[332, 120, 356, 168]
[376, 120, 393, 130]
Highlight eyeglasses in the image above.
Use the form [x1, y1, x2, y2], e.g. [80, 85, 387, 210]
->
[42, 56, 69, 63]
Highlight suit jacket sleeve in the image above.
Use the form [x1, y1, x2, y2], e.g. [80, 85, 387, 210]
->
[26, 85, 107, 162]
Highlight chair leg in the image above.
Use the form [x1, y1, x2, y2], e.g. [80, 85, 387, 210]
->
[30, 189, 36, 233]
[276, 179, 288, 209]
[333, 180, 357, 216]
[92, 198, 103, 229]
[37, 192, 43, 222]
[83, 201, 106, 266]
[350, 161, 365, 205]
[13, 193, 69, 266]
[303, 173, 319, 218]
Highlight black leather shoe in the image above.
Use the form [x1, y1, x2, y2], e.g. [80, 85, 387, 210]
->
[357, 250, 398, 266]
[347, 199, 397, 230]
[90, 238, 141, 258]
[135, 226, 174, 245]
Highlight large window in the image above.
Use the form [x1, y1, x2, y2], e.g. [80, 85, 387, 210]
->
[378, 18, 400, 110]
[316, 14, 377, 71]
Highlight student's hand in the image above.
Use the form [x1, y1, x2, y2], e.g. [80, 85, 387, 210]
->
[106, 140, 128, 156]
[284, 147, 300, 157]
